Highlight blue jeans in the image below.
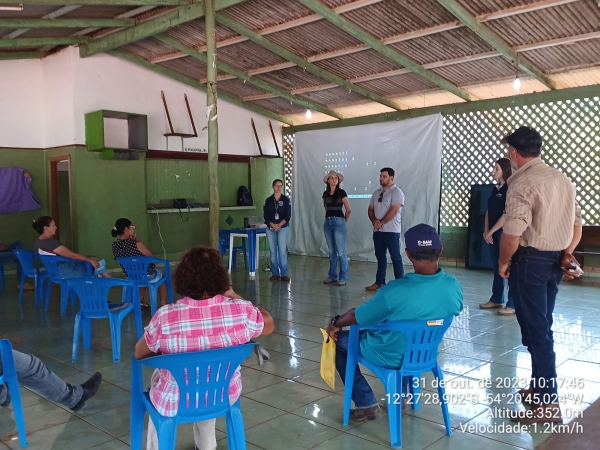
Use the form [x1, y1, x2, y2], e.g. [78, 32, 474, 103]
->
[0, 241, 24, 281]
[509, 247, 562, 403]
[266, 226, 290, 277]
[373, 232, 404, 286]
[324, 217, 349, 282]
[488, 230, 514, 309]
[335, 331, 378, 408]
[0, 349, 83, 409]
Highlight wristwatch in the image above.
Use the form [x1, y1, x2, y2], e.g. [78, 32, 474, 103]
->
[330, 315, 341, 327]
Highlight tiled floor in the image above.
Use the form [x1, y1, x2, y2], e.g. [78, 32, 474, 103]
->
[1, 255, 600, 449]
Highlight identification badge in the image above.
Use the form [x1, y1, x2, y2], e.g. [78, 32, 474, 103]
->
[275, 213, 279, 220]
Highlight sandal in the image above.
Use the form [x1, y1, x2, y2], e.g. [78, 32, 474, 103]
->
[140, 302, 150, 310]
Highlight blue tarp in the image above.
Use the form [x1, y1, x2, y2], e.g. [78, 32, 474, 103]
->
[0, 167, 41, 214]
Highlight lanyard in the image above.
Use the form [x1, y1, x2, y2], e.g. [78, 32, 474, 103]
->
[274, 196, 280, 212]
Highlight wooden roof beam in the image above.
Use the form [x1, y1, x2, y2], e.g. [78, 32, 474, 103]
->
[0, 37, 88, 47]
[155, 34, 344, 119]
[79, 0, 246, 58]
[215, 13, 408, 111]
[0, 18, 134, 28]
[437, 0, 561, 90]
[297, 0, 476, 102]
[0, 51, 46, 60]
[109, 49, 294, 125]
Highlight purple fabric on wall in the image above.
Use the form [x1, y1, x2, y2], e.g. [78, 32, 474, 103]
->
[0, 167, 41, 214]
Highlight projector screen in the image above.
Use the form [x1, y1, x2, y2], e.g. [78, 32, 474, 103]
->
[289, 114, 443, 263]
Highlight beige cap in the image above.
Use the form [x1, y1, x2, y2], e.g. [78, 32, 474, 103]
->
[323, 170, 344, 184]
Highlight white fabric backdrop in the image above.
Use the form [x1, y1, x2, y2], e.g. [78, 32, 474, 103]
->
[289, 114, 443, 262]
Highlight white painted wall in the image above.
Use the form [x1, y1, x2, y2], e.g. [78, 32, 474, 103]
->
[72, 49, 283, 155]
[0, 46, 283, 155]
[42, 49, 76, 148]
[0, 59, 44, 148]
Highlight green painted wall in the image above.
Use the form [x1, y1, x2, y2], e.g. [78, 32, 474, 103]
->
[57, 170, 73, 249]
[0, 150, 48, 249]
[145, 157, 284, 260]
[440, 226, 467, 260]
[1, 148, 284, 267]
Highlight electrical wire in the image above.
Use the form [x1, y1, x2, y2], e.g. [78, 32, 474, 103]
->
[150, 207, 167, 261]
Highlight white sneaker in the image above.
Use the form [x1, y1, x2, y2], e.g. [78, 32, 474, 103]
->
[498, 307, 516, 315]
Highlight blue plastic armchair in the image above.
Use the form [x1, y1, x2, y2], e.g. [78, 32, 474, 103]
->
[12, 250, 50, 306]
[130, 343, 256, 450]
[344, 317, 454, 449]
[116, 257, 174, 317]
[219, 230, 247, 269]
[67, 278, 142, 363]
[39, 255, 93, 314]
[0, 339, 28, 447]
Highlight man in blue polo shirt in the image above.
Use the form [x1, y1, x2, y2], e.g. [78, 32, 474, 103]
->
[326, 224, 463, 421]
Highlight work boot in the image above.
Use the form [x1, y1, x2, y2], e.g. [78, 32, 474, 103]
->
[479, 301, 502, 309]
[350, 404, 383, 422]
[365, 284, 381, 292]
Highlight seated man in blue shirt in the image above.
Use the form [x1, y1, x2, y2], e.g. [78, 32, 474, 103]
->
[326, 224, 463, 422]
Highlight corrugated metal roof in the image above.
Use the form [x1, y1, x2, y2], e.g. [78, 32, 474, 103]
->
[314, 49, 403, 79]
[158, 56, 211, 81]
[250, 97, 307, 114]
[163, 20, 239, 50]
[341, 0, 459, 39]
[523, 39, 600, 72]
[389, 28, 495, 65]
[219, 78, 271, 98]
[298, 87, 366, 105]
[266, 20, 362, 58]
[1, 0, 598, 122]
[254, 66, 327, 90]
[357, 72, 439, 96]
[432, 57, 525, 86]
[218, 40, 289, 71]
[486, 1, 600, 47]
[121, 37, 175, 61]
[60, 6, 134, 19]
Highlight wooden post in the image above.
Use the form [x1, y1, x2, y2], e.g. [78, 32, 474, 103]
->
[205, 0, 220, 249]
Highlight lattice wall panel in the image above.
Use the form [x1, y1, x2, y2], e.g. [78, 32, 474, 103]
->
[283, 132, 294, 197]
[443, 96, 600, 226]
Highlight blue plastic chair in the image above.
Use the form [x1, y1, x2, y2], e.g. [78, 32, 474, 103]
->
[12, 250, 50, 306]
[0, 339, 28, 447]
[116, 257, 174, 317]
[130, 343, 256, 450]
[39, 255, 94, 314]
[344, 317, 454, 449]
[219, 230, 247, 269]
[67, 278, 142, 363]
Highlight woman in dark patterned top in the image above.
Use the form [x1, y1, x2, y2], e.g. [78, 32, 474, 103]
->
[322, 170, 351, 286]
[111, 218, 167, 309]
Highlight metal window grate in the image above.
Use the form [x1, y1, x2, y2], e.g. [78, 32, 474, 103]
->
[283, 95, 599, 226]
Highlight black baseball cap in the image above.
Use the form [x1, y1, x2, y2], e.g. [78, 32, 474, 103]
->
[501, 126, 543, 153]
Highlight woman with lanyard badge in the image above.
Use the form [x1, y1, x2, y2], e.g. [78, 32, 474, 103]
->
[322, 170, 351, 285]
[479, 158, 515, 315]
[264, 179, 292, 282]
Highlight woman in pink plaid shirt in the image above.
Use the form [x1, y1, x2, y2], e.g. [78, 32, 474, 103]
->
[134, 247, 274, 450]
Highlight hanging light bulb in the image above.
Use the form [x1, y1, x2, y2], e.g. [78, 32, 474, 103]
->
[513, 75, 521, 91]
[306, 109, 312, 119]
